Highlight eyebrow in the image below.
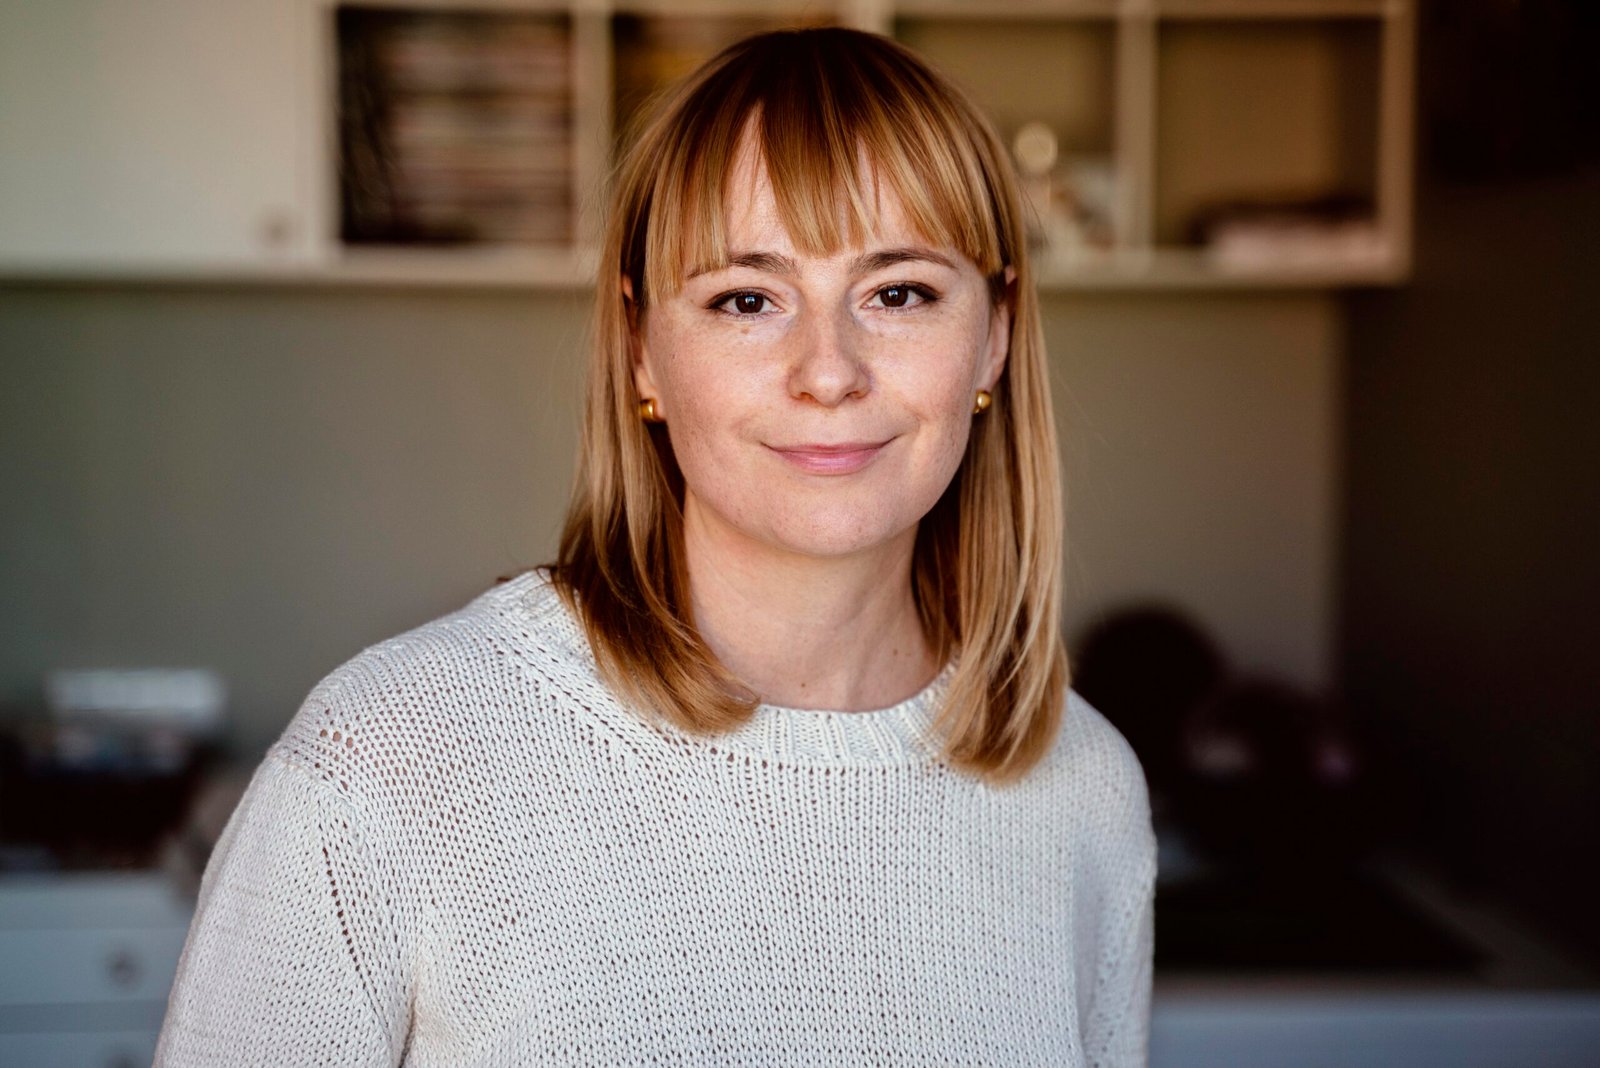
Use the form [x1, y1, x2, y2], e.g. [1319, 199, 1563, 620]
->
[849, 246, 958, 274]
[687, 250, 797, 279]
[686, 245, 958, 280]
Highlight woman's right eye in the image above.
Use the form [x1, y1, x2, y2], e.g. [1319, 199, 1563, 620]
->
[713, 292, 771, 315]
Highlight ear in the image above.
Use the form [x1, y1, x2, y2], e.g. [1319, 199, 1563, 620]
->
[979, 265, 1017, 392]
[623, 274, 664, 410]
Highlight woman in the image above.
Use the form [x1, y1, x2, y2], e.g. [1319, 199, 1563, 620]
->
[157, 27, 1155, 1067]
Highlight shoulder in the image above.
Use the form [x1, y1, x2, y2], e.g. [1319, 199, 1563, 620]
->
[1056, 689, 1149, 804]
[267, 568, 595, 804]
[1037, 688, 1155, 857]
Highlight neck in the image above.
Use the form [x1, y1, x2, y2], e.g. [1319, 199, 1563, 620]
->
[682, 498, 941, 712]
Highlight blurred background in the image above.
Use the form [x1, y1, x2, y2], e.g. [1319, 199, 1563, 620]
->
[1, 0, 1597, 1064]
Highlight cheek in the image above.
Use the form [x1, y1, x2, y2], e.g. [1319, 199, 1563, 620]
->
[928, 413, 974, 493]
[650, 338, 764, 494]
[658, 379, 721, 478]
[894, 336, 982, 430]
[647, 321, 713, 433]
[898, 339, 988, 496]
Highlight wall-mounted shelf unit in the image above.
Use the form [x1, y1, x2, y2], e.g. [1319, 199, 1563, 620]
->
[0, 0, 1414, 290]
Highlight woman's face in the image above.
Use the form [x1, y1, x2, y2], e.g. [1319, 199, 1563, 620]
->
[632, 145, 1010, 564]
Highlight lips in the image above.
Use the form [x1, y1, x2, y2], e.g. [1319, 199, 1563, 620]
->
[767, 439, 891, 475]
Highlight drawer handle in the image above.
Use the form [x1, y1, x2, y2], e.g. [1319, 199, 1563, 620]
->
[105, 946, 142, 988]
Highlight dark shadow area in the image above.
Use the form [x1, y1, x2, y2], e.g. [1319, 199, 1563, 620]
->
[1072, 0, 1600, 986]
[1341, 0, 1600, 970]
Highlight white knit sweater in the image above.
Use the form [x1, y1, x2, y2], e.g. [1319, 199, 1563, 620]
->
[156, 569, 1155, 1067]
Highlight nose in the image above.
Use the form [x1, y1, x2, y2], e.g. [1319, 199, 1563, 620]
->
[786, 308, 870, 408]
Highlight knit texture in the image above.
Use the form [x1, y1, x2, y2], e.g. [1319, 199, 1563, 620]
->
[156, 569, 1156, 1067]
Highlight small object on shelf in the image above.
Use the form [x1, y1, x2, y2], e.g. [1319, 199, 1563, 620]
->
[1205, 216, 1391, 274]
[1011, 122, 1115, 256]
[1013, 121, 1061, 252]
[1060, 155, 1117, 252]
[1189, 193, 1387, 274]
[1014, 121, 1060, 177]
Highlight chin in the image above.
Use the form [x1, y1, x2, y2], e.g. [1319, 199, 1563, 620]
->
[758, 498, 925, 560]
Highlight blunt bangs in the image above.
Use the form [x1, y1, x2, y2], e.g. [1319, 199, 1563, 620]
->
[632, 29, 1014, 307]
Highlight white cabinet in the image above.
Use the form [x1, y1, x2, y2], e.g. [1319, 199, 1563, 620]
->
[0, 1029, 162, 1068]
[0, 0, 1415, 289]
[0, 870, 194, 1068]
[0, 0, 313, 269]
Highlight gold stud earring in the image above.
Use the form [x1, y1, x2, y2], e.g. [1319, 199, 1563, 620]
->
[973, 389, 992, 414]
[639, 398, 662, 423]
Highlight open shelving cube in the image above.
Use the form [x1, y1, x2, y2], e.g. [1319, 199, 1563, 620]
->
[896, 14, 1120, 257]
[336, 6, 577, 246]
[1154, 16, 1388, 275]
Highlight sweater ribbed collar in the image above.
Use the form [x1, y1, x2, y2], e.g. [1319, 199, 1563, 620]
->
[490, 569, 951, 768]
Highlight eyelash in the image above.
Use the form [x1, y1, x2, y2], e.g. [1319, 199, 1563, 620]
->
[707, 283, 940, 317]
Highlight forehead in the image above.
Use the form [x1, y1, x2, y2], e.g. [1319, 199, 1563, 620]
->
[717, 126, 934, 257]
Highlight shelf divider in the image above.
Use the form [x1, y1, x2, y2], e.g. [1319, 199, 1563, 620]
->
[1376, 0, 1415, 277]
[1114, 4, 1157, 253]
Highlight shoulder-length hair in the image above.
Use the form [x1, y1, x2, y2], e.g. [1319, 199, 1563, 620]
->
[554, 26, 1066, 784]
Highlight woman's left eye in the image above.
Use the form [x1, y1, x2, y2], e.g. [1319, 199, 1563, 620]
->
[868, 284, 935, 310]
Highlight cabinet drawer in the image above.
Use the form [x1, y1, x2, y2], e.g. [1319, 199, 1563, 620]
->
[0, 1029, 157, 1068]
[0, 926, 185, 1005]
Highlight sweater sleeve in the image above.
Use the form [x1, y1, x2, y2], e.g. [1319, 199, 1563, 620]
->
[1080, 711, 1159, 1068]
[155, 753, 409, 1067]
[1085, 850, 1156, 1068]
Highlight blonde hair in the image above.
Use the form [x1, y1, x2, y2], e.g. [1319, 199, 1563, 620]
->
[554, 27, 1066, 784]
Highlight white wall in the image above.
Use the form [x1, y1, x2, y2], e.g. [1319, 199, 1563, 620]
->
[1050, 292, 1341, 687]
[0, 284, 1339, 754]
